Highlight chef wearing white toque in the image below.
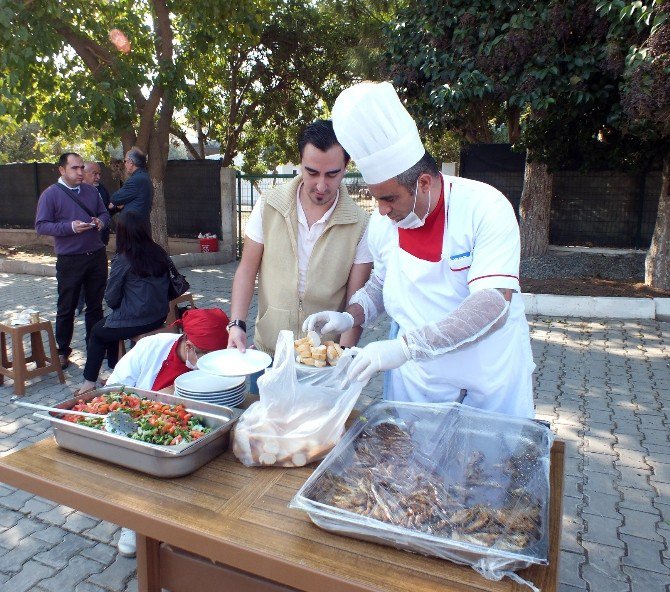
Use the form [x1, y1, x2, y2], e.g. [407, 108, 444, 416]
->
[303, 81, 535, 418]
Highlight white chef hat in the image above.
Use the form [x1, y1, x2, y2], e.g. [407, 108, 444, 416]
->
[332, 81, 425, 184]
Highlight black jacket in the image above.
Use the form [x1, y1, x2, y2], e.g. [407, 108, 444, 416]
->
[104, 253, 169, 328]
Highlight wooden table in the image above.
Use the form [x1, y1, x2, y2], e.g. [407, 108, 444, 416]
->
[0, 438, 564, 592]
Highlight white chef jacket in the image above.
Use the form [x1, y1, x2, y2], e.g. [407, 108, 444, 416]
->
[107, 333, 181, 390]
[246, 184, 372, 296]
[369, 174, 535, 418]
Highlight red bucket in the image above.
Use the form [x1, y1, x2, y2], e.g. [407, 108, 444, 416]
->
[199, 238, 219, 253]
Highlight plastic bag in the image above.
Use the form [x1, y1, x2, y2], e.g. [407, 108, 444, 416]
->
[233, 330, 364, 467]
[290, 401, 554, 590]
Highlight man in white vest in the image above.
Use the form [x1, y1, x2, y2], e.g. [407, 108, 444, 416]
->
[304, 82, 535, 418]
[228, 119, 373, 388]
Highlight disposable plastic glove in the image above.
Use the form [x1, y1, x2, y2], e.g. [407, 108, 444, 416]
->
[347, 338, 411, 384]
[302, 311, 354, 335]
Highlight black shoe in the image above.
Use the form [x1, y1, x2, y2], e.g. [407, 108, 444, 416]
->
[59, 354, 70, 370]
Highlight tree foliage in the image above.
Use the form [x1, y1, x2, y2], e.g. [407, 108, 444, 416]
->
[0, 0, 360, 244]
[174, 0, 356, 174]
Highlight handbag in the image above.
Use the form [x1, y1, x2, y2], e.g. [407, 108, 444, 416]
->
[168, 258, 190, 300]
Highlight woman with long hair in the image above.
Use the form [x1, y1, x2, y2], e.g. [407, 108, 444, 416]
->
[76, 211, 171, 393]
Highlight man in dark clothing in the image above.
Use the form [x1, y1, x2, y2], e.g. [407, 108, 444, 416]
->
[84, 161, 116, 244]
[76, 161, 117, 316]
[35, 152, 111, 369]
[110, 147, 152, 223]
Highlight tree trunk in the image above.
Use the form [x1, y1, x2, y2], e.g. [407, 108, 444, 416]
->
[147, 96, 174, 251]
[519, 155, 553, 256]
[645, 149, 670, 289]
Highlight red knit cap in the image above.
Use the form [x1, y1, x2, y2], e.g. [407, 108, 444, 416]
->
[175, 308, 229, 351]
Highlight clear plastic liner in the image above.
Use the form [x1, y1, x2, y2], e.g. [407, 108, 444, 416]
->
[349, 270, 385, 327]
[404, 288, 509, 361]
[233, 330, 364, 467]
[290, 401, 554, 589]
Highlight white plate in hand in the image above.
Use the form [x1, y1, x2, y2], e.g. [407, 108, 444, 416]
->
[197, 349, 272, 377]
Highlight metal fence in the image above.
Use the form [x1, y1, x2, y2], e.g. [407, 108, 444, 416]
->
[0, 161, 222, 239]
[235, 172, 372, 257]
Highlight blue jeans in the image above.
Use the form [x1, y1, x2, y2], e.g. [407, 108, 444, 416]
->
[248, 369, 263, 395]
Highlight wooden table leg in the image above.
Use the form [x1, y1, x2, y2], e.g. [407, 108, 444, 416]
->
[136, 534, 162, 592]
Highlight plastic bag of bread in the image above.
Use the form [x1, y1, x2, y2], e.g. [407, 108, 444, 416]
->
[233, 330, 363, 467]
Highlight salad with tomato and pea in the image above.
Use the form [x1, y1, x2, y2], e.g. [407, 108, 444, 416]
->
[65, 390, 211, 446]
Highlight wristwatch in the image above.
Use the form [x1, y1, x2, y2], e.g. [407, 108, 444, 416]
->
[227, 319, 247, 333]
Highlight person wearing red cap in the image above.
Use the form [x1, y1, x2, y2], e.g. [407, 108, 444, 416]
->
[107, 307, 229, 558]
[105, 307, 230, 393]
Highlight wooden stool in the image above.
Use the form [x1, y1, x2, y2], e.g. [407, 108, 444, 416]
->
[165, 293, 196, 325]
[0, 320, 65, 396]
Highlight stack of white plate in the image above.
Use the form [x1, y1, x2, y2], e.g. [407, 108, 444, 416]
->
[174, 371, 246, 407]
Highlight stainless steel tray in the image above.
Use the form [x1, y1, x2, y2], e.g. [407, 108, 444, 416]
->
[35, 385, 242, 477]
[290, 401, 554, 577]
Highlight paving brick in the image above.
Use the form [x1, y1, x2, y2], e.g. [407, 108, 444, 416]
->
[33, 525, 70, 545]
[563, 474, 583, 498]
[38, 555, 106, 592]
[649, 478, 670, 499]
[616, 447, 651, 470]
[22, 497, 58, 516]
[618, 466, 653, 490]
[581, 513, 624, 548]
[87, 555, 137, 590]
[37, 504, 74, 527]
[582, 540, 627, 581]
[619, 508, 664, 542]
[625, 565, 670, 592]
[584, 452, 618, 474]
[64, 512, 100, 534]
[0, 489, 34, 511]
[0, 536, 53, 574]
[619, 485, 659, 514]
[1, 559, 57, 592]
[83, 521, 120, 545]
[558, 550, 587, 589]
[34, 532, 96, 569]
[621, 534, 669, 574]
[650, 461, 670, 484]
[581, 564, 630, 592]
[583, 468, 619, 495]
[643, 429, 670, 447]
[74, 582, 111, 592]
[582, 491, 621, 520]
[81, 541, 118, 566]
[0, 516, 48, 551]
[0, 507, 21, 529]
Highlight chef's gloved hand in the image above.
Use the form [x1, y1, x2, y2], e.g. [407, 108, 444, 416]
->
[302, 311, 354, 335]
[347, 338, 411, 384]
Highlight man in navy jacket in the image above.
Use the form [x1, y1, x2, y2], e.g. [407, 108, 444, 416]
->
[110, 147, 152, 224]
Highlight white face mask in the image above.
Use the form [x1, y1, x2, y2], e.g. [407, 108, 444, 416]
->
[394, 179, 431, 230]
[185, 346, 198, 370]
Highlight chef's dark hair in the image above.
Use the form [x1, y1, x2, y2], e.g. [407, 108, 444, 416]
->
[395, 152, 440, 192]
[126, 147, 147, 168]
[298, 120, 350, 165]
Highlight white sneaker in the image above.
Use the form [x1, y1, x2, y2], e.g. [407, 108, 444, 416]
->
[117, 528, 136, 557]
